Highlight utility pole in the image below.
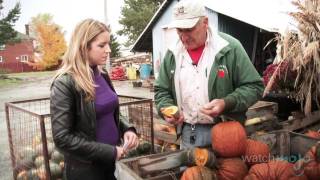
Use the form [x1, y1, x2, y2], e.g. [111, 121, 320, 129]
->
[104, 0, 111, 71]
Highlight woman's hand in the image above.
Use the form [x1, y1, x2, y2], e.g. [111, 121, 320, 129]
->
[115, 146, 124, 160]
[123, 131, 139, 151]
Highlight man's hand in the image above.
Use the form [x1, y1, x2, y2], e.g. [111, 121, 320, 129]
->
[161, 108, 184, 125]
[200, 99, 225, 117]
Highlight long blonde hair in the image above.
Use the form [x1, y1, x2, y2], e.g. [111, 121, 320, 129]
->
[53, 19, 110, 101]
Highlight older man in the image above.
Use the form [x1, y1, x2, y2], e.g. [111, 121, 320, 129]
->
[154, 0, 264, 149]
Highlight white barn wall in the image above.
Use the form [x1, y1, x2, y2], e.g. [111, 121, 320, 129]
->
[152, 0, 218, 78]
[152, 1, 176, 78]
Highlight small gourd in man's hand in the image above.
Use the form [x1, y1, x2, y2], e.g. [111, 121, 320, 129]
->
[161, 106, 179, 118]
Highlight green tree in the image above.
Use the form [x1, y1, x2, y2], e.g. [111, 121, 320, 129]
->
[118, 0, 164, 46]
[0, 0, 21, 45]
[110, 34, 121, 58]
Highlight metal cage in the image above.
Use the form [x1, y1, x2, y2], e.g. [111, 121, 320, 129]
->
[5, 95, 154, 180]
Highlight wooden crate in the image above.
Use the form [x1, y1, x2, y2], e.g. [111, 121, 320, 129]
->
[246, 100, 278, 119]
[245, 101, 280, 135]
[115, 130, 319, 180]
[250, 130, 319, 161]
[116, 151, 184, 180]
[280, 110, 320, 131]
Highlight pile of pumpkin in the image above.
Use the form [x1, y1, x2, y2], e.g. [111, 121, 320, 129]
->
[14, 135, 64, 180]
[180, 121, 320, 180]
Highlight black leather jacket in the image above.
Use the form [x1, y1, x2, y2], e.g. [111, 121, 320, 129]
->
[50, 73, 134, 166]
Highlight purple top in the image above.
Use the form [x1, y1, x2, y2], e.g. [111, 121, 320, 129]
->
[93, 68, 119, 145]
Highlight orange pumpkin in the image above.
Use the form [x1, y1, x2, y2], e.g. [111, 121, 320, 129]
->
[194, 148, 210, 167]
[180, 166, 217, 180]
[295, 145, 320, 180]
[181, 148, 216, 168]
[305, 130, 320, 139]
[244, 139, 270, 166]
[216, 158, 248, 180]
[161, 106, 179, 118]
[168, 143, 178, 151]
[244, 160, 308, 180]
[211, 121, 247, 157]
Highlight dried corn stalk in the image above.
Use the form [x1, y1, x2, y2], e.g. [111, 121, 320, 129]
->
[264, 0, 320, 114]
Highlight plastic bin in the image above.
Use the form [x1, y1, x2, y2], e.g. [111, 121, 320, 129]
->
[140, 64, 152, 80]
[127, 67, 137, 80]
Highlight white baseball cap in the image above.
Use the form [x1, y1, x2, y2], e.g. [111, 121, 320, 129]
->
[168, 0, 206, 29]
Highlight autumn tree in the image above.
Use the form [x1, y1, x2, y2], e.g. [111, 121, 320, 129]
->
[28, 13, 66, 70]
[110, 34, 121, 58]
[0, 0, 21, 45]
[118, 0, 164, 46]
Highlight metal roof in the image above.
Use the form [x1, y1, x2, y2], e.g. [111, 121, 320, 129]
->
[206, 0, 296, 33]
[132, 0, 296, 52]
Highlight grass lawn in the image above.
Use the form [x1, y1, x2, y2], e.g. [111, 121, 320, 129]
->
[0, 77, 22, 87]
[0, 71, 56, 88]
[9, 71, 56, 78]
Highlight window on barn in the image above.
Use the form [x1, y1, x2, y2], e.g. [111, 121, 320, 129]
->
[0, 45, 5, 50]
[0, 56, 3, 62]
[21, 55, 28, 62]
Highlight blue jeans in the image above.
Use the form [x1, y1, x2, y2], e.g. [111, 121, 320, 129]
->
[180, 123, 214, 149]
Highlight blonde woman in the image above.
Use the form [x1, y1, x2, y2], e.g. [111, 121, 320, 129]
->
[50, 19, 138, 180]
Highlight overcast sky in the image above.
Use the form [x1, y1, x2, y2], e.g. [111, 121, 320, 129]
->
[2, 0, 126, 44]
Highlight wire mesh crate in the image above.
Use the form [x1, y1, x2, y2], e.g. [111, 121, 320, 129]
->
[5, 95, 154, 180]
[118, 95, 154, 146]
[5, 98, 55, 180]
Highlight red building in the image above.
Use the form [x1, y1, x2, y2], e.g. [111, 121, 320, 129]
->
[0, 31, 36, 73]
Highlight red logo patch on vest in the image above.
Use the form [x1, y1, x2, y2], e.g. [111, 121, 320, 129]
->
[217, 69, 225, 78]
[217, 65, 228, 78]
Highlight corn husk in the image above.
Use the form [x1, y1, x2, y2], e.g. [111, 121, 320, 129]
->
[264, 0, 320, 115]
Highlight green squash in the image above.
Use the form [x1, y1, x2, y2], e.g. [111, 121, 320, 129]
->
[16, 170, 28, 180]
[126, 141, 152, 158]
[18, 146, 37, 162]
[39, 161, 62, 179]
[51, 150, 64, 164]
[34, 156, 45, 168]
[16, 169, 40, 180]
[49, 161, 63, 179]
[14, 158, 34, 172]
[34, 142, 55, 156]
